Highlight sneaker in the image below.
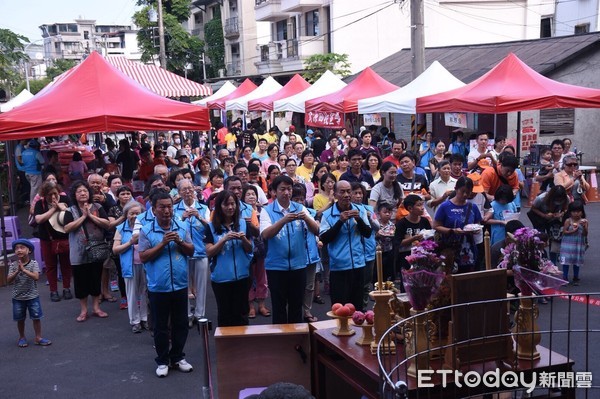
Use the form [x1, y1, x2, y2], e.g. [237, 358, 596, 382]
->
[119, 297, 128, 310]
[132, 323, 142, 334]
[141, 320, 150, 331]
[50, 292, 61, 302]
[156, 365, 169, 378]
[173, 359, 193, 373]
[63, 289, 73, 300]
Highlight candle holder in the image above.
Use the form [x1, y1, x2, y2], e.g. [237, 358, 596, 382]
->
[370, 290, 396, 355]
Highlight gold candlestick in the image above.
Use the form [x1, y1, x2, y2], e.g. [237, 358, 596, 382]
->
[370, 244, 395, 355]
[376, 245, 383, 293]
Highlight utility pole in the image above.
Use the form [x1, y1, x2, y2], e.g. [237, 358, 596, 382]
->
[410, 0, 425, 79]
[157, 0, 167, 69]
[200, 53, 207, 83]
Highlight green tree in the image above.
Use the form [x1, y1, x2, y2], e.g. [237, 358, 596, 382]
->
[204, 16, 225, 79]
[0, 28, 29, 97]
[46, 59, 77, 80]
[15, 78, 50, 95]
[303, 53, 351, 83]
[134, 0, 205, 77]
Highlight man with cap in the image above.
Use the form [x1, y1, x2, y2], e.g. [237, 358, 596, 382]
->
[175, 149, 192, 170]
[304, 129, 314, 149]
[21, 140, 45, 204]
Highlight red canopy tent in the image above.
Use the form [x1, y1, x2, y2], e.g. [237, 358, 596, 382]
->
[0, 51, 210, 139]
[247, 74, 311, 111]
[304, 67, 398, 128]
[416, 53, 600, 113]
[206, 79, 257, 110]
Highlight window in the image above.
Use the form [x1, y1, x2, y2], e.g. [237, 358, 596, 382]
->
[540, 17, 552, 38]
[306, 10, 319, 36]
[276, 20, 287, 41]
[574, 23, 589, 35]
[84, 31, 89, 40]
[539, 109, 574, 136]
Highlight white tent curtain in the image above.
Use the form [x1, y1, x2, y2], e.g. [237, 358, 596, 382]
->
[357, 61, 465, 114]
[225, 76, 282, 111]
[273, 70, 347, 113]
[193, 81, 237, 106]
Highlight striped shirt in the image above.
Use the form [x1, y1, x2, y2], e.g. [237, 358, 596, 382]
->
[9, 260, 40, 301]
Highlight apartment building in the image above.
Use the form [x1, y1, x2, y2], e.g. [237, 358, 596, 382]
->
[39, 19, 141, 62]
[253, 0, 562, 76]
[187, 0, 269, 78]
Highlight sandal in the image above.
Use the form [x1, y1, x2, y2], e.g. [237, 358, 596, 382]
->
[258, 306, 271, 317]
[248, 307, 256, 319]
[92, 310, 109, 318]
[35, 338, 52, 346]
[76, 313, 88, 322]
[18, 338, 28, 348]
[304, 315, 318, 323]
[102, 296, 117, 303]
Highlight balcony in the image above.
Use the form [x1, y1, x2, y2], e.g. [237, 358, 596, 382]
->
[226, 60, 242, 76]
[255, 36, 324, 75]
[255, 0, 290, 22]
[281, 0, 324, 13]
[224, 17, 239, 38]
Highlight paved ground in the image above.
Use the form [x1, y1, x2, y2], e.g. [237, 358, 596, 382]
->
[0, 203, 599, 398]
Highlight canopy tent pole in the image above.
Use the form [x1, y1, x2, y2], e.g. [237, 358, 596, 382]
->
[516, 111, 522, 159]
[493, 114, 497, 137]
[6, 141, 17, 216]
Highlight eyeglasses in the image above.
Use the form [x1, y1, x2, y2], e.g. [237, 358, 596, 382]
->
[566, 163, 578, 167]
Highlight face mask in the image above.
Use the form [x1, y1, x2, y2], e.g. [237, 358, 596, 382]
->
[174, 138, 181, 144]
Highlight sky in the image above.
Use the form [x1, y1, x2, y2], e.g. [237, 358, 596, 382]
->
[0, 0, 140, 42]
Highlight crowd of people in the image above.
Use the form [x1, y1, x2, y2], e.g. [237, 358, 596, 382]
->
[13, 124, 589, 378]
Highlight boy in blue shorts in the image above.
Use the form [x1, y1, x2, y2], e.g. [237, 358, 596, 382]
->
[7, 239, 51, 347]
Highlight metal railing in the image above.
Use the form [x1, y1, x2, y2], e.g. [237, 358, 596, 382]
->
[224, 17, 239, 37]
[378, 293, 600, 398]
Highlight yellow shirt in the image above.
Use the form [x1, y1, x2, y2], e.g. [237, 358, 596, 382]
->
[332, 170, 343, 181]
[296, 164, 314, 182]
[313, 193, 331, 211]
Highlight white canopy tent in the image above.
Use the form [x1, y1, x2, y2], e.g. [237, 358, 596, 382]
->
[193, 81, 237, 106]
[357, 61, 465, 114]
[225, 76, 282, 111]
[0, 89, 34, 112]
[273, 70, 347, 113]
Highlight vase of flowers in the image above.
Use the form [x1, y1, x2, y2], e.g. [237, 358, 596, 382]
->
[402, 240, 446, 311]
[498, 227, 568, 360]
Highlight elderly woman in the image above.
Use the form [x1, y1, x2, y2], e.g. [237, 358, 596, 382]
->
[427, 160, 457, 215]
[174, 178, 211, 327]
[33, 181, 72, 302]
[262, 144, 280, 175]
[554, 155, 590, 202]
[63, 181, 111, 322]
[112, 201, 148, 333]
[106, 185, 134, 308]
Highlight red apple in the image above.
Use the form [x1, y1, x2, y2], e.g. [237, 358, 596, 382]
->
[344, 303, 356, 315]
[352, 311, 365, 325]
[331, 303, 343, 313]
[365, 310, 375, 324]
[335, 305, 352, 317]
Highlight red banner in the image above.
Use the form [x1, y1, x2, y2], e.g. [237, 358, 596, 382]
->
[305, 111, 344, 129]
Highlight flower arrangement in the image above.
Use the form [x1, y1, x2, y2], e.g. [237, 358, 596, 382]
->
[498, 227, 566, 295]
[402, 240, 446, 311]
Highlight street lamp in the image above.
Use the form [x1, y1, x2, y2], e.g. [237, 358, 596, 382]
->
[24, 39, 45, 92]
